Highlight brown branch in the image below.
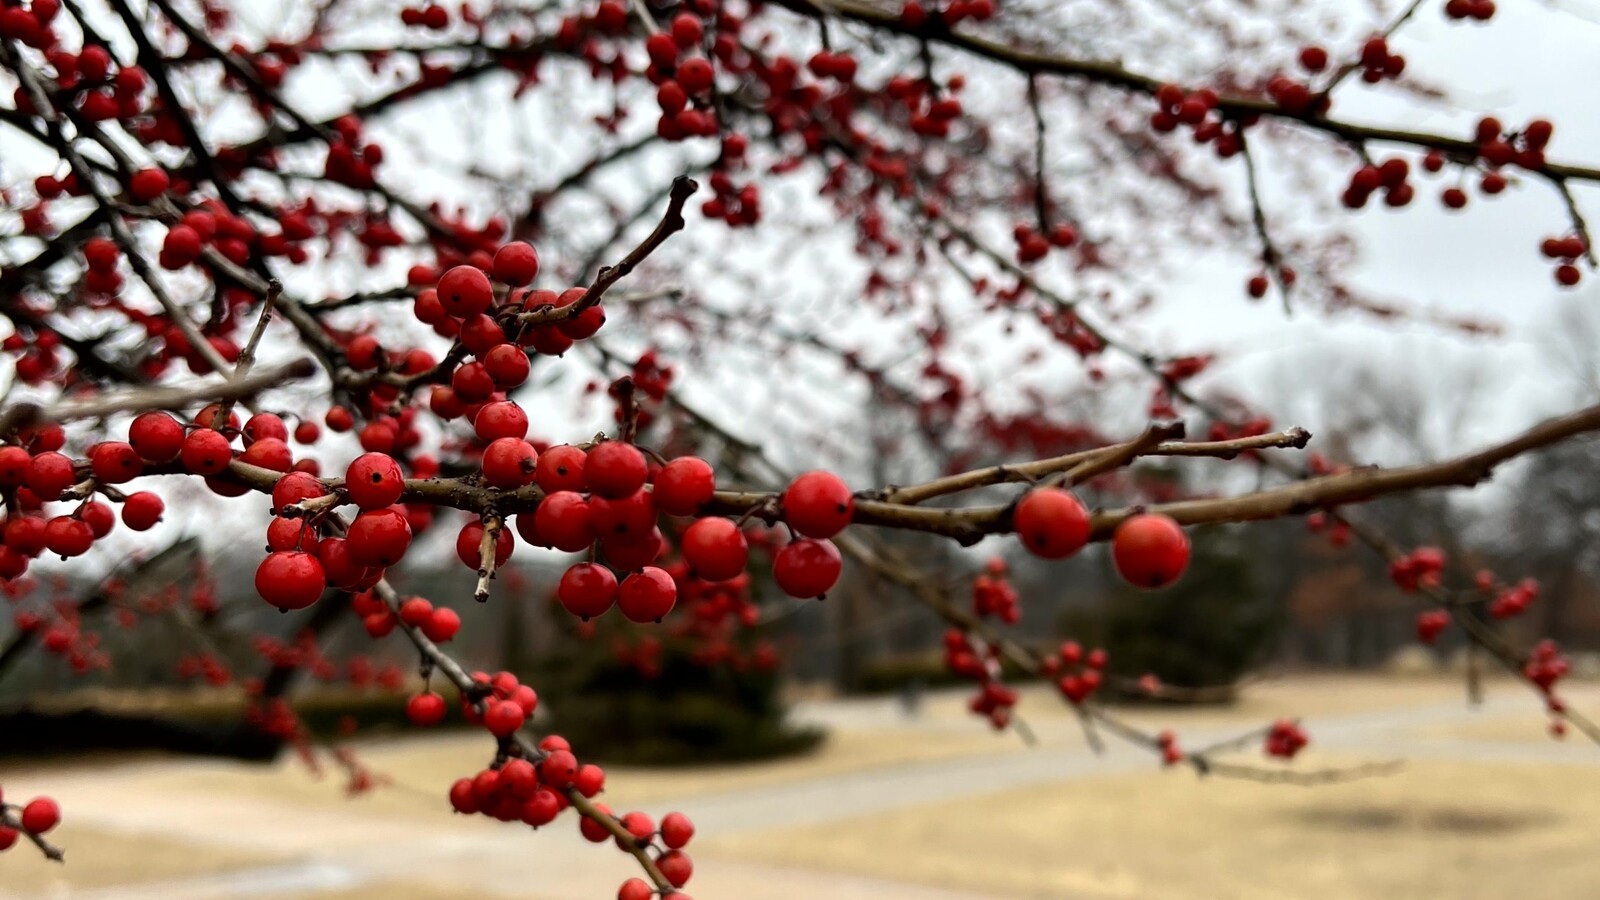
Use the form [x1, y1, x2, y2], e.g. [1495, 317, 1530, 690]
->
[504, 175, 698, 330]
[882, 427, 1312, 505]
[0, 359, 316, 438]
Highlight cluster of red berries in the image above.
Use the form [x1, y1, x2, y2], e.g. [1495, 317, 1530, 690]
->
[1012, 221, 1079, 264]
[1486, 576, 1540, 620]
[397, 5, 451, 28]
[1539, 234, 1587, 288]
[0, 789, 59, 851]
[942, 629, 1019, 729]
[1012, 487, 1191, 589]
[1416, 609, 1451, 644]
[1523, 639, 1570, 695]
[642, 25, 721, 143]
[1156, 729, 1184, 766]
[1341, 157, 1418, 209]
[1264, 718, 1310, 759]
[899, 0, 997, 31]
[971, 557, 1020, 623]
[1045, 640, 1107, 705]
[1149, 84, 1249, 158]
[1388, 546, 1446, 593]
[445, 732, 697, 895]
[885, 72, 965, 138]
[1265, 73, 1328, 117]
[1443, 0, 1496, 21]
[1356, 36, 1406, 84]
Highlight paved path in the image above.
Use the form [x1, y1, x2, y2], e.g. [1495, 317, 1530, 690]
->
[2, 687, 1593, 900]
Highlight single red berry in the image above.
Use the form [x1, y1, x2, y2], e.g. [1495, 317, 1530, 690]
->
[589, 489, 656, 542]
[180, 428, 233, 475]
[1013, 488, 1091, 559]
[573, 763, 606, 797]
[535, 444, 588, 493]
[1111, 513, 1191, 589]
[81, 501, 115, 538]
[44, 516, 94, 557]
[493, 242, 540, 286]
[481, 437, 538, 488]
[773, 538, 842, 598]
[400, 596, 434, 627]
[19, 797, 59, 834]
[238, 437, 293, 472]
[484, 699, 526, 736]
[423, 607, 461, 642]
[653, 456, 716, 516]
[618, 878, 653, 900]
[345, 508, 412, 567]
[407, 691, 447, 726]
[542, 748, 579, 786]
[26, 451, 77, 499]
[618, 566, 677, 623]
[129, 411, 185, 462]
[255, 550, 327, 610]
[586, 441, 648, 499]
[782, 470, 854, 538]
[456, 520, 515, 569]
[681, 517, 748, 581]
[658, 849, 693, 888]
[437, 265, 494, 318]
[345, 452, 405, 509]
[120, 491, 164, 530]
[559, 562, 618, 620]
[271, 471, 328, 513]
[531, 491, 594, 551]
[660, 811, 695, 849]
[448, 778, 479, 814]
[483, 343, 531, 388]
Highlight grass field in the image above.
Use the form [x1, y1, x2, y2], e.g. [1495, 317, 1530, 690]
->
[0, 674, 1594, 900]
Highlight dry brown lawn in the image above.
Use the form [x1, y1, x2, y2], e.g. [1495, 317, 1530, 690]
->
[704, 752, 1600, 899]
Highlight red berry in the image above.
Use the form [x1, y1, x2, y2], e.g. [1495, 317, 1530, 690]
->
[1013, 488, 1091, 559]
[782, 470, 854, 538]
[271, 471, 328, 512]
[179, 429, 233, 475]
[481, 437, 538, 488]
[658, 849, 693, 888]
[483, 343, 530, 388]
[559, 562, 618, 620]
[129, 411, 184, 462]
[681, 517, 748, 581]
[255, 550, 327, 610]
[493, 242, 540, 286]
[619, 878, 653, 900]
[26, 450, 77, 499]
[586, 441, 648, 499]
[531, 491, 594, 551]
[120, 491, 164, 530]
[535, 444, 588, 493]
[653, 456, 716, 516]
[618, 566, 677, 623]
[345, 508, 412, 567]
[484, 699, 525, 736]
[660, 811, 695, 848]
[1111, 513, 1191, 589]
[407, 691, 447, 726]
[19, 797, 59, 834]
[423, 607, 461, 642]
[44, 516, 94, 557]
[456, 520, 515, 569]
[773, 538, 842, 598]
[437, 265, 494, 318]
[345, 452, 404, 509]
